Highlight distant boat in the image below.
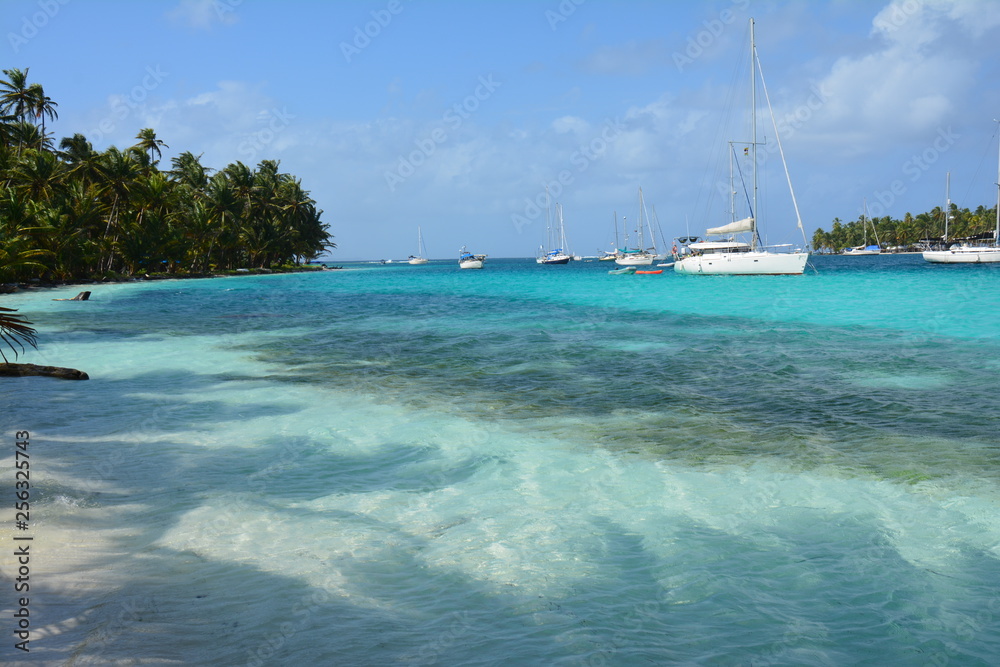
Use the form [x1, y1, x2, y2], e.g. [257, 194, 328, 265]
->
[536, 201, 573, 264]
[459, 246, 486, 269]
[408, 227, 429, 264]
[599, 211, 621, 261]
[615, 188, 656, 266]
[923, 142, 1000, 264]
[673, 18, 810, 276]
[842, 199, 881, 255]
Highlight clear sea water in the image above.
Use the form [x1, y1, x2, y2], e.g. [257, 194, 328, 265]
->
[2, 254, 999, 666]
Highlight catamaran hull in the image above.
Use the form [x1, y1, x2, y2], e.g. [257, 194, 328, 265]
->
[922, 249, 1000, 264]
[673, 252, 809, 275]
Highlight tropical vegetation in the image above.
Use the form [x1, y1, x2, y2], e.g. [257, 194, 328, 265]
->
[812, 204, 998, 253]
[0, 68, 333, 285]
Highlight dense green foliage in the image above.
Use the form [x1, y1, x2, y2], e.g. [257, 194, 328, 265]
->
[812, 205, 998, 253]
[0, 68, 333, 283]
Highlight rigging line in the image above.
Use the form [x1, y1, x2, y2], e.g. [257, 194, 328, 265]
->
[754, 43, 809, 247]
[732, 143, 754, 219]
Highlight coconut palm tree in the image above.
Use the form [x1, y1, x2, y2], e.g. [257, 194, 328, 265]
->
[0, 68, 33, 122]
[132, 128, 168, 172]
[169, 151, 209, 192]
[26, 82, 57, 136]
[94, 146, 141, 272]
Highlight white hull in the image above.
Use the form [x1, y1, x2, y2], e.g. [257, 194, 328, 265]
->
[674, 251, 809, 275]
[614, 254, 654, 266]
[408, 257, 428, 265]
[843, 248, 880, 256]
[922, 247, 1000, 264]
[459, 259, 484, 269]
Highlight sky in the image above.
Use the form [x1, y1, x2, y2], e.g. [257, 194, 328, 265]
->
[6, 0, 1000, 260]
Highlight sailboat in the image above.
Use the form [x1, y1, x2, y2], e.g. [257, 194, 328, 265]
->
[536, 202, 572, 264]
[599, 211, 620, 260]
[615, 187, 656, 266]
[923, 129, 1000, 264]
[458, 246, 486, 269]
[408, 227, 429, 264]
[842, 199, 881, 255]
[674, 18, 809, 276]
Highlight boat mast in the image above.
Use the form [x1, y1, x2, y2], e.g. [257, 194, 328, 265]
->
[944, 172, 951, 243]
[750, 18, 758, 252]
[729, 142, 736, 223]
[995, 119, 1000, 246]
[862, 199, 868, 246]
[866, 198, 881, 248]
[557, 203, 567, 252]
[638, 187, 646, 251]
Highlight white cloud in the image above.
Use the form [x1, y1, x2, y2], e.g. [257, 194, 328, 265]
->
[167, 0, 240, 30]
[551, 116, 589, 134]
[786, 0, 992, 159]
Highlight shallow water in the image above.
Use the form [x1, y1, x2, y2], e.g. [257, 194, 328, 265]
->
[2, 255, 999, 665]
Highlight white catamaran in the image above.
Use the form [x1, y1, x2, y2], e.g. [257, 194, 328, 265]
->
[923, 127, 1000, 264]
[674, 18, 809, 276]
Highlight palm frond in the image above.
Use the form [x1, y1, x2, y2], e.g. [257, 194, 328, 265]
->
[0, 306, 38, 362]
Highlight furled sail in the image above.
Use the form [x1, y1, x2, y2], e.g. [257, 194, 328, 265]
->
[706, 217, 754, 235]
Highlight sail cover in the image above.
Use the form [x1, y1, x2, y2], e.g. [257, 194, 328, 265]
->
[707, 217, 754, 235]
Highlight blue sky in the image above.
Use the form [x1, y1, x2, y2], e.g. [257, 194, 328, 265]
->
[7, 0, 1000, 259]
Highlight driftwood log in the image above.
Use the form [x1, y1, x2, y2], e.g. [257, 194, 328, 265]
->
[0, 363, 89, 380]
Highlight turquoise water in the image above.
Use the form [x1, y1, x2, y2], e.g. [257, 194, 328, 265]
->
[2, 255, 999, 665]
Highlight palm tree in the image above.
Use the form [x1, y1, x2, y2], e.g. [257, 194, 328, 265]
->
[0, 68, 33, 122]
[27, 82, 57, 136]
[0, 69, 36, 155]
[10, 148, 65, 200]
[94, 147, 141, 273]
[169, 151, 209, 192]
[59, 133, 101, 185]
[133, 128, 168, 165]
